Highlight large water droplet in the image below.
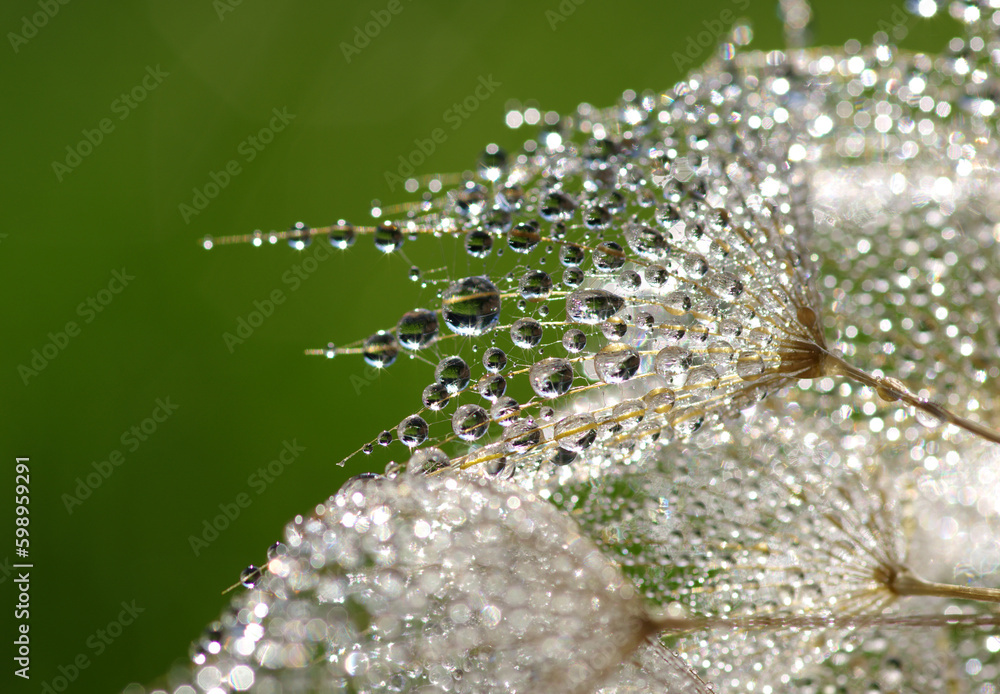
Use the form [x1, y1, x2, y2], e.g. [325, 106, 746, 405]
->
[550, 447, 577, 466]
[682, 253, 709, 279]
[452, 404, 490, 441]
[518, 269, 553, 300]
[287, 222, 311, 250]
[612, 399, 647, 430]
[644, 264, 668, 287]
[736, 350, 765, 380]
[373, 221, 403, 253]
[562, 328, 586, 353]
[407, 447, 450, 474]
[684, 364, 720, 400]
[504, 420, 542, 453]
[363, 331, 398, 367]
[397, 415, 429, 447]
[511, 318, 543, 348]
[476, 373, 507, 401]
[435, 356, 471, 393]
[490, 396, 521, 427]
[706, 270, 744, 299]
[528, 358, 575, 398]
[655, 346, 693, 377]
[559, 243, 585, 266]
[566, 289, 625, 324]
[482, 347, 507, 373]
[593, 241, 626, 272]
[539, 190, 576, 221]
[422, 383, 451, 410]
[465, 229, 494, 258]
[442, 276, 501, 336]
[594, 344, 641, 383]
[396, 309, 439, 350]
[553, 413, 597, 452]
[328, 220, 355, 249]
[507, 221, 542, 253]
[562, 266, 585, 288]
[626, 225, 668, 260]
[644, 387, 676, 414]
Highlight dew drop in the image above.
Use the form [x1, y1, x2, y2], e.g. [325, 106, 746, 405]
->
[452, 404, 490, 441]
[373, 221, 403, 253]
[362, 331, 399, 368]
[507, 221, 541, 253]
[644, 264, 668, 287]
[663, 290, 692, 315]
[476, 373, 507, 401]
[287, 222, 311, 250]
[550, 447, 577, 466]
[407, 447, 451, 474]
[706, 270, 744, 299]
[240, 565, 262, 588]
[682, 253, 709, 279]
[562, 328, 587, 353]
[684, 364, 720, 400]
[434, 356, 471, 393]
[539, 190, 576, 221]
[396, 309, 439, 350]
[559, 243, 585, 266]
[397, 415, 429, 448]
[736, 351, 766, 380]
[566, 289, 625, 324]
[644, 387, 676, 414]
[612, 399, 647, 430]
[655, 346, 694, 377]
[328, 220, 355, 249]
[421, 383, 451, 411]
[593, 241, 626, 272]
[511, 317, 543, 348]
[595, 344, 641, 384]
[528, 358, 575, 398]
[562, 266, 585, 288]
[553, 413, 598, 452]
[482, 347, 508, 373]
[504, 420, 543, 453]
[465, 229, 494, 258]
[490, 396, 521, 427]
[518, 269, 553, 300]
[626, 225, 669, 260]
[442, 276, 502, 336]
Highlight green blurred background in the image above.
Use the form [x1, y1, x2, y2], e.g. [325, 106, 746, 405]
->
[0, 1, 957, 691]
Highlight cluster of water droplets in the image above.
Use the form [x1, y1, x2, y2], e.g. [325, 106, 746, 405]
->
[145, 473, 715, 694]
[150, 2, 1000, 692]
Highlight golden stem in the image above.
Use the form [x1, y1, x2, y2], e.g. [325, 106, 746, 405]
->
[890, 568, 1000, 604]
[821, 353, 1000, 446]
[645, 611, 1000, 636]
